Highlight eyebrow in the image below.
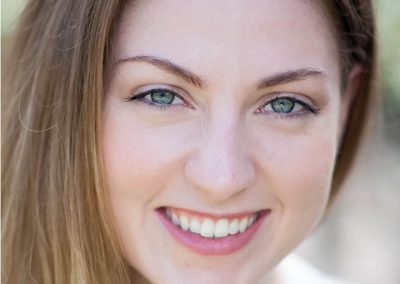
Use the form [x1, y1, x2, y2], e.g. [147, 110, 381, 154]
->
[115, 55, 326, 89]
[256, 68, 326, 89]
[115, 55, 204, 87]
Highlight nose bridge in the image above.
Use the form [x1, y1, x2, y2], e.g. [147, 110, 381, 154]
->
[184, 110, 255, 202]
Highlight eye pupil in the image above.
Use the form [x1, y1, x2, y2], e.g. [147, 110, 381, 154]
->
[151, 90, 174, 104]
[271, 98, 295, 113]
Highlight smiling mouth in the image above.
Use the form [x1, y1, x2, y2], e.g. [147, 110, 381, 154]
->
[157, 207, 270, 255]
[164, 207, 259, 238]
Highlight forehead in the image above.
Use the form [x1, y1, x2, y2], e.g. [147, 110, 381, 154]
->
[114, 0, 339, 85]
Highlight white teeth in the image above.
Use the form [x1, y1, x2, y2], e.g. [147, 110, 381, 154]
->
[229, 219, 239, 235]
[166, 209, 257, 238]
[189, 219, 201, 234]
[179, 215, 190, 231]
[239, 217, 249, 233]
[171, 212, 179, 225]
[249, 214, 256, 225]
[214, 219, 229, 238]
[200, 219, 215, 238]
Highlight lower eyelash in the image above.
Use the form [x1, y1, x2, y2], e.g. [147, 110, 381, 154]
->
[126, 96, 183, 111]
[140, 99, 180, 110]
[271, 110, 317, 119]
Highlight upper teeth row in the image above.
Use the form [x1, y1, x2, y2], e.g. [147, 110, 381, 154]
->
[166, 208, 257, 239]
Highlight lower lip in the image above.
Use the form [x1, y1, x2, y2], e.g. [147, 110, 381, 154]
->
[157, 208, 270, 256]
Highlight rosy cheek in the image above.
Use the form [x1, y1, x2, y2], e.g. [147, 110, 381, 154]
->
[258, 130, 337, 207]
[294, 154, 334, 225]
[102, 112, 195, 198]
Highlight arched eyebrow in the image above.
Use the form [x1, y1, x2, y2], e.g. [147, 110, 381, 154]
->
[115, 55, 326, 89]
[115, 55, 204, 87]
[256, 68, 327, 90]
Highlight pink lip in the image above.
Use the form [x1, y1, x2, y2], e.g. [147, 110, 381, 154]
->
[157, 208, 270, 256]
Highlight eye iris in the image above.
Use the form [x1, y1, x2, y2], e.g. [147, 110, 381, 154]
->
[271, 98, 295, 113]
[151, 90, 174, 104]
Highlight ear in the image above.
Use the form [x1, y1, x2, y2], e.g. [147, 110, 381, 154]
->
[339, 64, 363, 142]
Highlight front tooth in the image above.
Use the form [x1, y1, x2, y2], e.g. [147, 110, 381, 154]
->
[200, 219, 215, 238]
[172, 212, 179, 226]
[214, 219, 229, 238]
[239, 217, 249, 233]
[189, 219, 201, 234]
[229, 219, 239, 235]
[180, 215, 190, 231]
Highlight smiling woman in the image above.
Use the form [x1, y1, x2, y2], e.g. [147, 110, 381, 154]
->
[2, 0, 376, 284]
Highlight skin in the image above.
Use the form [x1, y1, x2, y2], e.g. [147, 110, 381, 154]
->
[103, 0, 356, 283]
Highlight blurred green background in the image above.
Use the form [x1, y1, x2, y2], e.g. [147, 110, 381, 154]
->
[376, 0, 400, 145]
[2, 1, 399, 284]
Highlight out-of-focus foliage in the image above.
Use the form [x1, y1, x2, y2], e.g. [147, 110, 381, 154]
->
[1, 0, 26, 35]
[376, 0, 400, 144]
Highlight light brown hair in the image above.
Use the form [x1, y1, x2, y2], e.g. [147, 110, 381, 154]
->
[325, 0, 377, 197]
[2, 1, 376, 283]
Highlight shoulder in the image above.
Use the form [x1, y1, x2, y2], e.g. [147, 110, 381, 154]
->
[275, 254, 355, 284]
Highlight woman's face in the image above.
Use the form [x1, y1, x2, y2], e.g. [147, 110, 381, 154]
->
[103, 0, 347, 283]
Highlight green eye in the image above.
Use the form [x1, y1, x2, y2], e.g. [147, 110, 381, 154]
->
[126, 87, 186, 108]
[270, 98, 295, 113]
[150, 90, 175, 104]
[257, 96, 320, 117]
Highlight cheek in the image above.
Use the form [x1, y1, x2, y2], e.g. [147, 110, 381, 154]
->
[102, 108, 196, 267]
[249, 125, 339, 260]
[277, 133, 336, 222]
[102, 101, 197, 204]
[254, 122, 339, 225]
[278, 135, 335, 207]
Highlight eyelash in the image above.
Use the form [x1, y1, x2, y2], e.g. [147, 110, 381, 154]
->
[125, 88, 320, 117]
[124, 88, 188, 110]
[256, 95, 320, 118]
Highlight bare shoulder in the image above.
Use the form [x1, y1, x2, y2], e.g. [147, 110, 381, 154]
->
[273, 254, 355, 284]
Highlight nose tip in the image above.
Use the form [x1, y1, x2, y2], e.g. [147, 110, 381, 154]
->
[184, 138, 256, 203]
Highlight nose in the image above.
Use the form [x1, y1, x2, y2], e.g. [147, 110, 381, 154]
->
[184, 114, 256, 203]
